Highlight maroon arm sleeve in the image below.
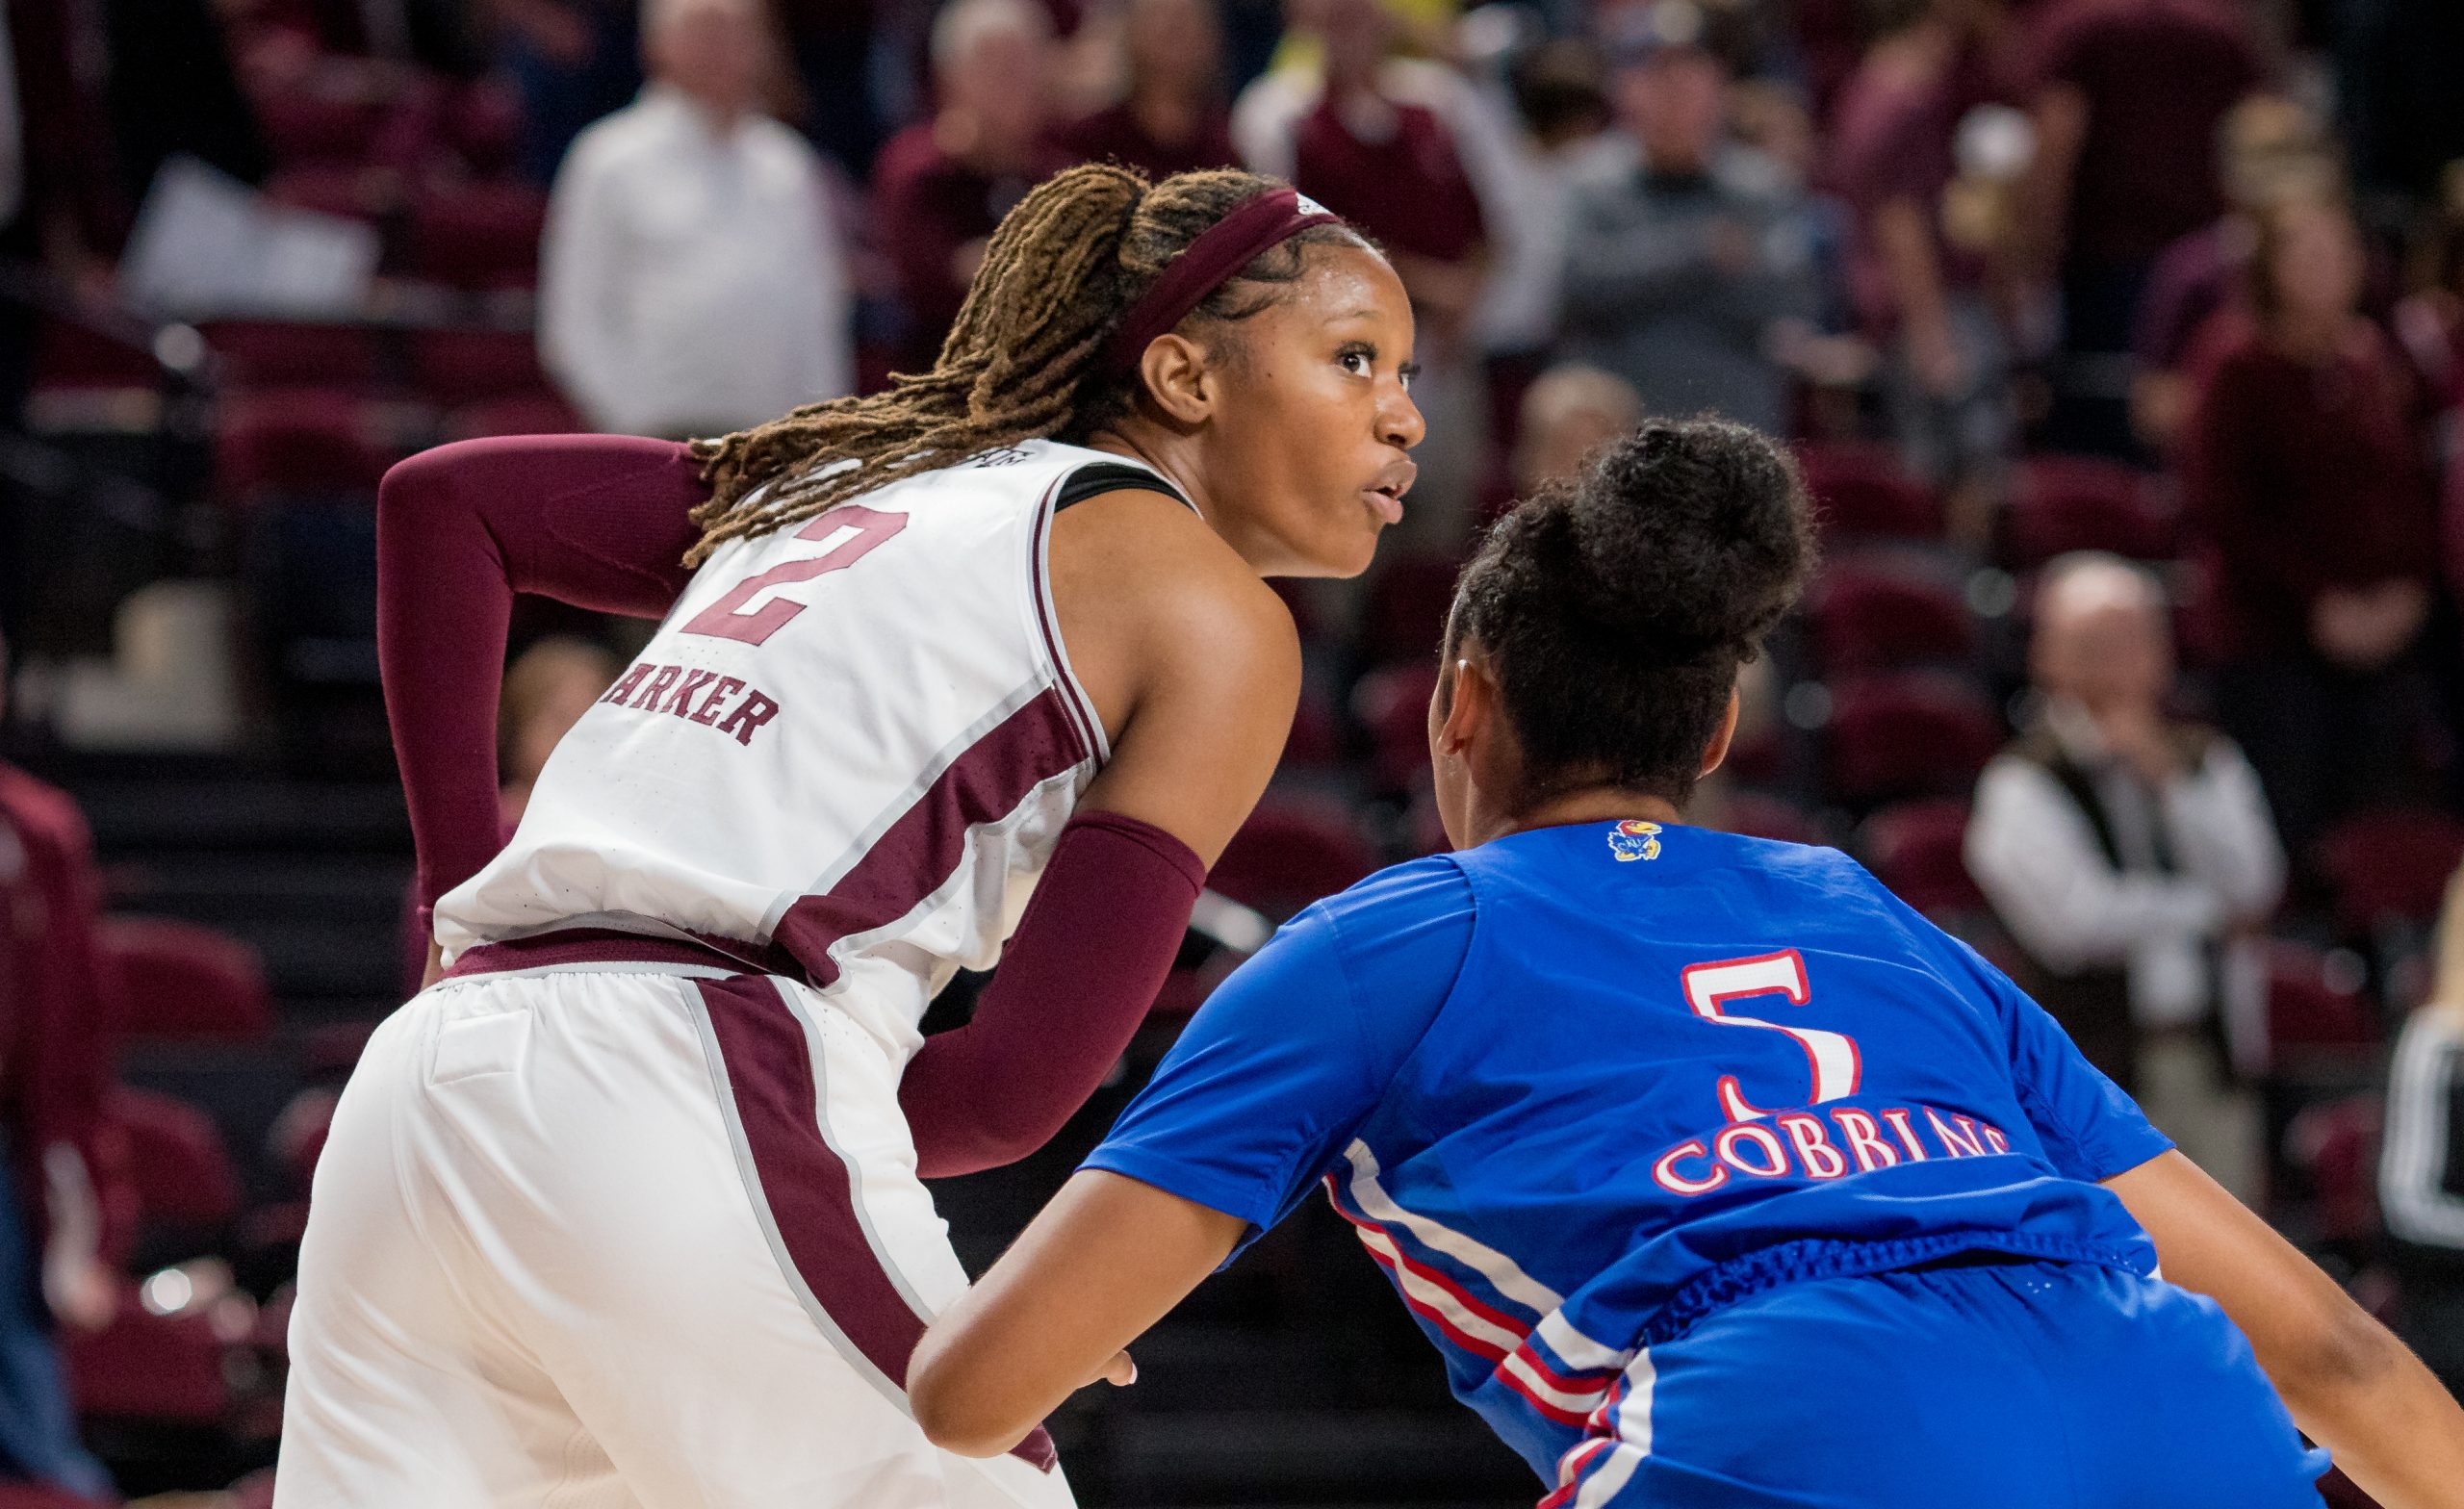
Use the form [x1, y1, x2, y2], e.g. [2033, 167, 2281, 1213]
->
[901, 810, 1208, 1178]
[377, 435, 708, 914]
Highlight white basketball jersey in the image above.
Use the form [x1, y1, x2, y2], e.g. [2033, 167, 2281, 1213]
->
[434, 439, 1182, 1056]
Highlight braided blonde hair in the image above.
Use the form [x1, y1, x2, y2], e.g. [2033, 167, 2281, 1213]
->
[683, 164, 1357, 565]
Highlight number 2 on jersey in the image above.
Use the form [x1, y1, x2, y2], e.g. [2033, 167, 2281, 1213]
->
[680, 505, 908, 646]
[1681, 949, 1861, 1123]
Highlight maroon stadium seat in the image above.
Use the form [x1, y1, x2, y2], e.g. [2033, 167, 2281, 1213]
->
[1352, 659, 1440, 796]
[410, 327, 552, 406]
[2317, 807, 2464, 934]
[2002, 454, 2175, 569]
[1359, 552, 1462, 667]
[1208, 799, 1380, 918]
[99, 915, 273, 1042]
[253, 90, 387, 166]
[1795, 441, 1942, 542]
[203, 320, 380, 393]
[104, 1087, 243, 1232]
[1822, 673, 2002, 806]
[1857, 799, 1986, 916]
[64, 1291, 229, 1422]
[1805, 558, 1976, 674]
[2265, 941, 2382, 1062]
[409, 183, 549, 290]
[2285, 1093, 2381, 1245]
[217, 389, 392, 501]
[1711, 791, 1819, 846]
[0, 1484, 114, 1507]
[442, 392, 585, 442]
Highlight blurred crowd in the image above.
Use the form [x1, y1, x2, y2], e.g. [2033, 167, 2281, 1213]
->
[4, 0, 2464, 1502]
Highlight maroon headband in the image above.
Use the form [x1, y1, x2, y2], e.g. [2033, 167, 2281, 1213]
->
[1099, 187, 1345, 379]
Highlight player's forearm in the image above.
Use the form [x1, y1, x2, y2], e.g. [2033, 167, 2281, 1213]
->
[901, 810, 1204, 1176]
[2272, 1315, 2464, 1509]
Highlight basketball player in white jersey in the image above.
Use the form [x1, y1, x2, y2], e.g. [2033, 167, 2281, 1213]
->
[273, 166, 1422, 1508]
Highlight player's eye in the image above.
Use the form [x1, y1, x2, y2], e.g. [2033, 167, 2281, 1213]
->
[1337, 344, 1375, 377]
[1398, 361, 1422, 393]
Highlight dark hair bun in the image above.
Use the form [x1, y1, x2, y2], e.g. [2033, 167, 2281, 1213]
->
[1558, 418, 1814, 661]
[1451, 417, 1815, 806]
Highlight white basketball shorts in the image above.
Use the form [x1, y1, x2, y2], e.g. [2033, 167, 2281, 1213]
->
[273, 959, 1075, 1509]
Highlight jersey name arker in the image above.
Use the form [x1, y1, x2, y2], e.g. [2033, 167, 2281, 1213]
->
[598, 658, 783, 747]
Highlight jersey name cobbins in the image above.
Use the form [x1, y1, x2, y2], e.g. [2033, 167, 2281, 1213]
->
[596, 658, 783, 747]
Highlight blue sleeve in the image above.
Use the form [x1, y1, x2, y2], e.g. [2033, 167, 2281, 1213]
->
[1974, 950, 2174, 1181]
[1081, 857, 1474, 1256]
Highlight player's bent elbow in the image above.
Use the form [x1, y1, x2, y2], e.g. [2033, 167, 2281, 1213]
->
[2275, 1300, 2403, 1407]
[908, 1332, 1029, 1458]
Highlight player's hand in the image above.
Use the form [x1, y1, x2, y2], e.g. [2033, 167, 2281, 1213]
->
[1087, 1349, 1137, 1389]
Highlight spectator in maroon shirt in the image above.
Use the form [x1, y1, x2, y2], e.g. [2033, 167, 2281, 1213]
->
[0, 631, 118, 1496]
[2128, 95, 2334, 451]
[1829, 0, 2025, 540]
[2019, 0, 2262, 452]
[2178, 192, 2444, 852]
[1059, 0, 1239, 180]
[871, 0, 1068, 371]
[1286, 0, 1486, 344]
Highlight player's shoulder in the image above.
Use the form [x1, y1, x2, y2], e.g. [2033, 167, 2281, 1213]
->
[1046, 459, 1292, 662]
[1307, 855, 1477, 936]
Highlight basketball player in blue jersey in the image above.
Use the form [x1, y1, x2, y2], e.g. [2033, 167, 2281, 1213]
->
[911, 421, 2464, 1508]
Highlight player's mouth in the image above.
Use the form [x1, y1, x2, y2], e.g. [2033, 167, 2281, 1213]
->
[1362, 459, 1417, 525]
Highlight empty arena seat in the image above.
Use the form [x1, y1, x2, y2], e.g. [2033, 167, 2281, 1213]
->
[204, 320, 381, 391]
[1359, 552, 1461, 667]
[253, 90, 388, 166]
[2285, 1093, 2381, 1246]
[1795, 441, 1942, 542]
[2317, 808, 2464, 934]
[1710, 790, 1819, 846]
[2265, 942, 2382, 1063]
[409, 183, 548, 289]
[264, 163, 397, 224]
[2002, 454, 2175, 569]
[99, 915, 273, 1042]
[1857, 799, 1986, 916]
[105, 1087, 244, 1232]
[1805, 558, 1976, 674]
[217, 389, 392, 502]
[64, 1291, 230, 1423]
[1208, 799, 1380, 919]
[0, 1484, 113, 1507]
[1821, 673, 2003, 806]
[1351, 659, 1439, 796]
[1279, 682, 1345, 770]
[410, 326, 552, 405]
[441, 392, 585, 442]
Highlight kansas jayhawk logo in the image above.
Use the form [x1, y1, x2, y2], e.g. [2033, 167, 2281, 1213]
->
[1607, 820, 1663, 862]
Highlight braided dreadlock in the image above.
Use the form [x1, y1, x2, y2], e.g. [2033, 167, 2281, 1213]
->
[683, 164, 1362, 565]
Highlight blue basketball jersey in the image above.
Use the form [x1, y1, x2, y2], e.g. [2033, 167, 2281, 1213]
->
[1085, 820, 2172, 1480]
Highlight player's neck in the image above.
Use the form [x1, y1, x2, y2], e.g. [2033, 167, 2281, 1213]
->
[1481, 788, 1684, 847]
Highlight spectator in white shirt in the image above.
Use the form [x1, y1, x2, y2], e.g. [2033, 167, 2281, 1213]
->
[540, 0, 854, 438]
[1965, 550, 2282, 1200]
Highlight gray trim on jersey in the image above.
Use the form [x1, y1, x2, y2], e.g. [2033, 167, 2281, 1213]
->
[756, 675, 1064, 937]
[1032, 474, 1110, 767]
[683, 982, 916, 1413]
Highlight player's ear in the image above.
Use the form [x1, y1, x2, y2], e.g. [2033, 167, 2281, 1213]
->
[1437, 643, 1500, 763]
[1698, 684, 1741, 778]
[1136, 334, 1216, 427]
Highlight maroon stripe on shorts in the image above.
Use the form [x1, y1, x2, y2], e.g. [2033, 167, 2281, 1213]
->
[448, 926, 799, 981]
[694, 975, 1058, 1471]
[772, 687, 1084, 988]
